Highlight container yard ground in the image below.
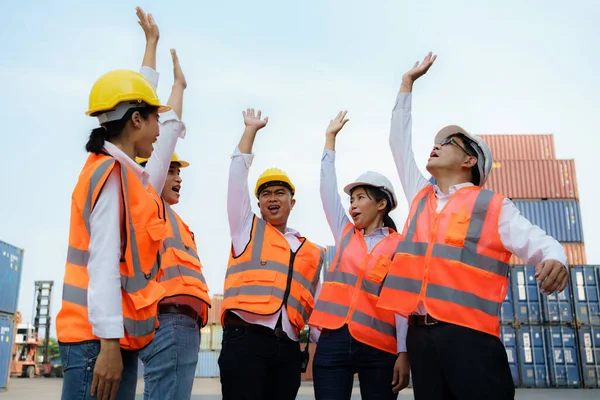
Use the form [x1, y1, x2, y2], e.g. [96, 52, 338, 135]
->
[1, 378, 599, 400]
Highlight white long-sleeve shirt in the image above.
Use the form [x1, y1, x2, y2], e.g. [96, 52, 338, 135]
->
[389, 92, 567, 316]
[319, 149, 407, 353]
[87, 67, 186, 339]
[227, 146, 320, 343]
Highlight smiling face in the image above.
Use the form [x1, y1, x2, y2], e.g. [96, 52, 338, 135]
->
[161, 162, 182, 205]
[348, 186, 388, 230]
[257, 184, 295, 227]
[426, 134, 478, 181]
[133, 109, 161, 159]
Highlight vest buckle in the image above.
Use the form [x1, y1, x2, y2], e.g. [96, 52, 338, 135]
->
[260, 260, 267, 266]
[144, 272, 152, 280]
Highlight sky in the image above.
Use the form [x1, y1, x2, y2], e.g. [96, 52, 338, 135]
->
[1, 0, 599, 337]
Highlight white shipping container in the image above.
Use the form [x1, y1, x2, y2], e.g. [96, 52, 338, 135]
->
[195, 351, 220, 377]
[211, 324, 223, 350]
[200, 325, 212, 350]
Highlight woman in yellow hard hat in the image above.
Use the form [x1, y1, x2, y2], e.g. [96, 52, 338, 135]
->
[56, 7, 187, 400]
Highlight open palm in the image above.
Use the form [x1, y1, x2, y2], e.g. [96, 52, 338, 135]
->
[326, 110, 350, 137]
[243, 108, 269, 130]
[403, 52, 437, 82]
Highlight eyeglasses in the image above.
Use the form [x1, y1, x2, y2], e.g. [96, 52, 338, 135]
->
[439, 136, 477, 157]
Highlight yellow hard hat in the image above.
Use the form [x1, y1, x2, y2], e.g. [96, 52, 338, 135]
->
[136, 152, 190, 168]
[86, 70, 170, 123]
[255, 168, 295, 198]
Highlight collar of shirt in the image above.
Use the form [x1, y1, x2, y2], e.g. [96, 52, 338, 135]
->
[284, 226, 302, 238]
[362, 227, 390, 237]
[433, 182, 474, 199]
[103, 141, 150, 188]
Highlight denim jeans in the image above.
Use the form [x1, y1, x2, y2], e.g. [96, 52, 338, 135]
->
[313, 325, 398, 400]
[139, 313, 200, 400]
[59, 341, 138, 400]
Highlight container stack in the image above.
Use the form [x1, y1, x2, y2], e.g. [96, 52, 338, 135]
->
[195, 294, 223, 378]
[0, 240, 24, 392]
[480, 134, 598, 390]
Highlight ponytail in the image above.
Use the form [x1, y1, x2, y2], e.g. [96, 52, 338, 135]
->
[85, 104, 158, 154]
[383, 213, 397, 232]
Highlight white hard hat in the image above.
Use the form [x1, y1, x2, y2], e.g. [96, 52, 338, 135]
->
[343, 171, 398, 210]
[434, 125, 493, 186]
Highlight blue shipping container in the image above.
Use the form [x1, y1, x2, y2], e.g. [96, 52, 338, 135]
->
[0, 241, 24, 315]
[500, 325, 519, 387]
[542, 280, 573, 324]
[500, 275, 515, 323]
[512, 266, 542, 324]
[517, 325, 549, 387]
[513, 200, 583, 243]
[545, 326, 580, 387]
[0, 314, 16, 391]
[571, 265, 600, 325]
[578, 325, 600, 388]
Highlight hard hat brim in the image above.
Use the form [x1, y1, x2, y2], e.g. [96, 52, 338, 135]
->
[343, 181, 398, 210]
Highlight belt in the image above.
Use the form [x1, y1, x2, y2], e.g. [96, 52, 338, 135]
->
[223, 311, 291, 341]
[158, 303, 201, 325]
[408, 314, 445, 326]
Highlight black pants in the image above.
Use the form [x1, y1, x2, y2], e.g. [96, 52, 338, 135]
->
[313, 325, 398, 400]
[407, 322, 515, 400]
[218, 325, 302, 400]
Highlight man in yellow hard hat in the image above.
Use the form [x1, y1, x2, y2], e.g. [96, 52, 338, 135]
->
[219, 108, 324, 400]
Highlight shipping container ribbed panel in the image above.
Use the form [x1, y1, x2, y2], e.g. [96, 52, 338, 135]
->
[517, 325, 549, 388]
[545, 326, 581, 387]
[510, 243, 586, 265]
[513, 200, 583, 243]
[0, 240, 24, 315]
[577, 325, 600, 388]
[570, 265, 600, 325]
[207, 295, 223, 325]
[500, 325, 520, 387]
[0, 314, 16, 390]
[195, 351, 220, 378]
[479, 134, 556, 160]
[485, 160, 578, 199]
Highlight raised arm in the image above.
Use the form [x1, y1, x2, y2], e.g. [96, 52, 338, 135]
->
[228, 109, 269, 255]
[389, 52, 437, 204]
[136, 7, 187, 193]
[321, 111, 351, 244]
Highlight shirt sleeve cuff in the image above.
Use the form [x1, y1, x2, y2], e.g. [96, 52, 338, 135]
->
[91, 319, 124, 339]
[393, 92, 412, 111]
[321, 149, 336, 162]
[159, 110, 187, 139]
[232, 146, 255, 167]
[140, 66, 159, 89]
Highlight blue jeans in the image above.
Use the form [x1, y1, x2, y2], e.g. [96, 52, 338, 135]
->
[313, 325, 398, 400]
[59, 341, 138, 400]
[139, 313, 200, 400]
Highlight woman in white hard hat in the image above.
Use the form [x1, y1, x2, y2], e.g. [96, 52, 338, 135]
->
[308, 111, 410, 400]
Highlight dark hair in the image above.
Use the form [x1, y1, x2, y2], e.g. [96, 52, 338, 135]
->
[85, 105, 158, 154]
[350, 185, 397, 232]
[451, 133, 480, 186]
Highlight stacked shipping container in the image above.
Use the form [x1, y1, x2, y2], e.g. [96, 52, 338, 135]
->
[0, 240, 24, 392]
[483, 134, 598, 389]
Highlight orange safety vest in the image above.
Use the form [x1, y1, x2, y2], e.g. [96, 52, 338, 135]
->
[377, 185, 512, 338]
[158, 204, 211, 326]
[57, 153, 167, 350]
[222, 216, 324, 335]
[309, 223, 402, 354]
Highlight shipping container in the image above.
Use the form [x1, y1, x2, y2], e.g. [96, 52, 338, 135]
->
[0, 314, 16, 391]
[200, 325, 212, 351]
[517, 325, 549, 387]
[513, 200, 583, 243]
[571, 265, 600, 325]
[545, 326, 580, 387]
[500, 325, 520, 387]
[484, 159, 578, 200]
[211, 324, 223, 351]
[500, 275, 515, 324]
[478, 134, 556, 161]
[510, 243, 586, 266]
[511, 266, 542, 324]
[542, 281, 573, 324]
[195, 351, 220, 378]
[577, 325, 600, 388]
[207, 295, 224, 325]
[0, 240, 24, 315]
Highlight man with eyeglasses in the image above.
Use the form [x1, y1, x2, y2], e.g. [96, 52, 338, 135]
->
[377, 52, 568, 400]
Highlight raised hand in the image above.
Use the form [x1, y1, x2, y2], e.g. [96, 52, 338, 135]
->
[326, 111, 350, 138]
[242, 108, 269, 131]
[136, 6, 159, 43]
[171, 49, 186, 89]
[403, 52, 437, 83]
